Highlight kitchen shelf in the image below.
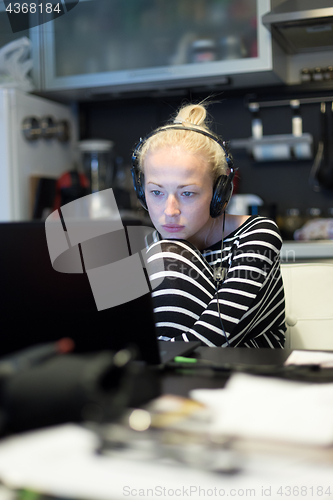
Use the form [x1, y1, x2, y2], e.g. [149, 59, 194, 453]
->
[230, 133, 313, 162]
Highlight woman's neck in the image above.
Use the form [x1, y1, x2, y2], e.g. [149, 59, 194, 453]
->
[202, 213, 251, 249]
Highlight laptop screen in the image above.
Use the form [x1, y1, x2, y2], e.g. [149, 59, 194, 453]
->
[0, 221, 161, 365]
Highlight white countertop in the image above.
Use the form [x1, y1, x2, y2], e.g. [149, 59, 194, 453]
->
[281, 240, 333, 261]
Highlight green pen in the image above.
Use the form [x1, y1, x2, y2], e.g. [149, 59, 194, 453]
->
[174, 356, 198, 363]
[171, 356, 233, 372]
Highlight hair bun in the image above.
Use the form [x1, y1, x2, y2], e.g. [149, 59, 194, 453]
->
[174, 104, 207, 128]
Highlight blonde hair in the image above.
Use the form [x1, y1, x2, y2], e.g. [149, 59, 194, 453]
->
[137, 102, 229, 182]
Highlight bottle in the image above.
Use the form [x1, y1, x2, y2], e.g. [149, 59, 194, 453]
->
[290, 100, 302, 137]
[249, 102, 262, 139]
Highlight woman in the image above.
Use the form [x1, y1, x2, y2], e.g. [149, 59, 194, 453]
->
[131, 103, 286, 348]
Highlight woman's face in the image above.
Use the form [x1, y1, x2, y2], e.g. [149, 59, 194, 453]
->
[144, 146, 214, 248]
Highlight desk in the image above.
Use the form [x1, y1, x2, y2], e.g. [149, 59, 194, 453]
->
[195, 346, 291, 365]
[161, 347, 292, 396]
[0, 348, 332, 500]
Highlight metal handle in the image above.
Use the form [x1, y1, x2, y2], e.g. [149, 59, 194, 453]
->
[22, 116, 71, 142]
[22, 116, 41, 141]
[41, 116, 57, 139]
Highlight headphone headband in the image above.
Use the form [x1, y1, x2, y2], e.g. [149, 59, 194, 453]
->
[132, 125, 234, 170]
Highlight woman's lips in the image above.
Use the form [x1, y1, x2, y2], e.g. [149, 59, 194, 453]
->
[162, 224, 185, 233]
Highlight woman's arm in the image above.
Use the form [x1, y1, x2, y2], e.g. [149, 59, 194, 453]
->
[147, 217, 286, 348]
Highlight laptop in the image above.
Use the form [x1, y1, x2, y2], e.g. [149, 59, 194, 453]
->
[0, 221, 199, 365]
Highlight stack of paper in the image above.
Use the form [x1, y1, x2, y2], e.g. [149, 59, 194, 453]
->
[191, 372, 333, 446]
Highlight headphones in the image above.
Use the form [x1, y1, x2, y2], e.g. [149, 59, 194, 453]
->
[131, 126, 236, 219]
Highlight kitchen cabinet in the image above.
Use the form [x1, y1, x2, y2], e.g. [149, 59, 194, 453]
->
[37, 0, 286, 98]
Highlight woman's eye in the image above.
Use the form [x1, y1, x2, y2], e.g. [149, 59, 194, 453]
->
[182, 191, 194, 197]
[151, 190, 162, 196]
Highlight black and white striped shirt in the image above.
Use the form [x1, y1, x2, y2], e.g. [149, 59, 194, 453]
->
[146, 216, 286, 348]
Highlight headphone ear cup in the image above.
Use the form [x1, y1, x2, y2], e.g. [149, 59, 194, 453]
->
[131, 168, 148, 210]
[210, 174, 234, 218]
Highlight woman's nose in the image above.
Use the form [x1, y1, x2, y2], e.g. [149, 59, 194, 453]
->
[164, 195, 180, 217]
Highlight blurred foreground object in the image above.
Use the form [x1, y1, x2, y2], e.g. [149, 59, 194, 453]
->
[0, 344, 159, 435]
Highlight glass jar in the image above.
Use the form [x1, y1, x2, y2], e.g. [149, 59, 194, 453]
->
[79, 140, 114, 193]
[190, 39, 217, 63]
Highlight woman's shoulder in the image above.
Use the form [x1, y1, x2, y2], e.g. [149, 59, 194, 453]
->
[230, 215, 283, 249]
[234, 215, 281, 235]
[204, 216, 282, 252]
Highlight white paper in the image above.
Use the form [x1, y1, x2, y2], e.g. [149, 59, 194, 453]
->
[285, 350, 333, 367]
[191, 372, 333, 446]
[0, 424, 332, 500]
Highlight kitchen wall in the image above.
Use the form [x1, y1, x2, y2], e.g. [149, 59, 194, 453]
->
[78, 83, 333, 224]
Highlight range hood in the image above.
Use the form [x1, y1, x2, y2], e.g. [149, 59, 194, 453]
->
[262, 0, 333, 54]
